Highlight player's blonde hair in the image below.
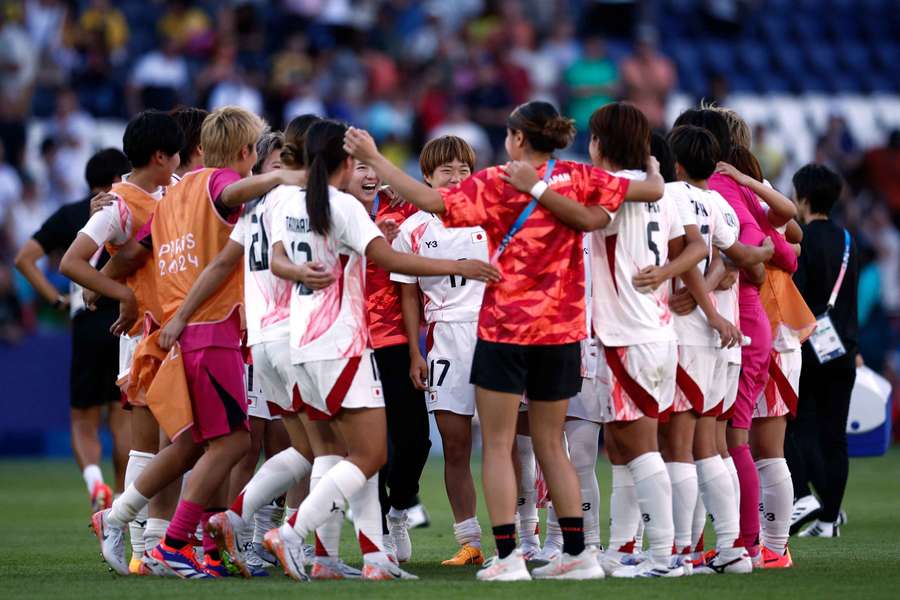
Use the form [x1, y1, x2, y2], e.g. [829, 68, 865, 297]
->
[701, 101, 752, 148]
[419, 135, 476, 178]
[200, 106, 266, 168]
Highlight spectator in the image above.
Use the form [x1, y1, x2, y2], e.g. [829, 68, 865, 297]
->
[466, 60, 514, 155]
[0, 144, 22, 233]
[129, 37, 190, 112]
[786, 164, 860, 538]
[5, 175, 52, 262]
[753, 123, 786, 183]
[816, 114, 861, 175]
[619, 28, 676, 130]
[563, 36, 618, 135]
[0, 8, 36, 170]
[158, 0, 214, 57]
[78, 0, 129, 60]
[865, 203, 900, 318]
[72, 30, 124, 118]
[0, 264, 23, 343]
[428, 102, 492, 168]
[283, 82, 326, 125]
[199, 40, 264, 115]
[539, 20, 580, 73]
[37, 137, 70, 207]
[46, 89, 94, 203]
[862, 129, 900, 217]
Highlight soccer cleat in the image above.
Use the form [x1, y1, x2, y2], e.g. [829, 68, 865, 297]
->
[600, 549, 643, 576]
[407, 503, 431, 529]
[362, 553, 419, 580]
[128, 556, 146, 576]
[382, 533, 398, 564]
[531, 542, 562, 565]
[206, 511, 250, 578]
[149, 542, 211, 579]
[442, 544, 485, 566]
[693, 549, 753, 575]
[477, 550, 531, 582]
[532, 548, 606, 580]
[142, 550, 173, 577]
[310, 556, 363, 580]
[519, 540, 541, 561]
[789, 494, 821, 535]
[756, 546, 794, 569]
[612, 559, 685, 578]
[388, 511, 412, 563]
[799, 520, 839, 538]
[202, 556, 232, 577]
[90, 509, 129, 576]
[249, 541, 278, 567]
[263, 528, 309, 582]
[90, 482, 113, 513]
[837, 509, 848, 526]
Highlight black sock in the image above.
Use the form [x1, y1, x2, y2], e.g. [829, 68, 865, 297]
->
[558, 517, 585, 556]
[492, 524, 517, 559]
[164, 534, 189, 550]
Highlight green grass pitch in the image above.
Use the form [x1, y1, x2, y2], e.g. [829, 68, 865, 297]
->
[1, 449, 898, 599]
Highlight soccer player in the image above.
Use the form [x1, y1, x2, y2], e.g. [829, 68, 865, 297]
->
[674, 108, 798, 564]
[14, 148, 132, 513]
[87, 106, 306, 579]
[260, 119, 499, 581]
[390, 135, 486, 566]
[665, 125, 774, 574]
[61, 111, 183, 574]
[344, 100, 663, 581]
[170, 107, 208, 178]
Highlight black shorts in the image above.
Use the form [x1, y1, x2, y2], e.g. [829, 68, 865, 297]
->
[470, 339, 582, 401]
[70, 311, 120, 409]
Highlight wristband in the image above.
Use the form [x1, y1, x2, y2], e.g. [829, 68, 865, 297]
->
[530, 180, 549, 199]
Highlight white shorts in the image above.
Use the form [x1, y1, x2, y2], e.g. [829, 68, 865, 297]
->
[117, 333, 141, 383]
[673, 345, 719, 416]
[245, 363, 273, 420]
[425, 321, 477, 416]
[251, 340, 294, 414]
[567, 377, 606, 423]
[753, 349, 801, 419]
[293, 349, 385, 419]
[600, 341, 677, 423]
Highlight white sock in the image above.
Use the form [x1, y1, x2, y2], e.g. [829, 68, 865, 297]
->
[634, 520, 645, 552]
[388, 506, 408, 521]
[666, 462, 698, 554]
[757, 458, 793, 555]
[83, 464, 104, 493]
[143, 517, 169, 552]
[515, 435, 539, 546]
[544, 504, 563, 551]
[609, 464, 641, 553]
[286, 460, 365, 543]
[696, 456, 740, 552]
[691, 492, 706, 553]
[723, 456, 741, 511]
[349, 474, 384, 558]
[311, 455, 344, 557]
[108, 483, 149, 528]
[123, 450, 153, 557]
[253, 500, 284, 545]
[284, 506, 297, 526]
[628, 452, 674, 564]
[235, 448, 311, 523]
[564, 419, 602, 546]
[453, 517, 482, 548]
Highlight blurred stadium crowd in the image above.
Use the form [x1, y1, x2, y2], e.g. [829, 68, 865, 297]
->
[0, 0, 898, 380]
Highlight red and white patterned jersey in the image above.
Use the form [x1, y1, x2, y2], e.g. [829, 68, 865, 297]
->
[390, 210, 488, 324]
[230, 187, 292, 346]
[709, 191, 742, 363]
[270, 186, 383, 363]
[591, 170, 684, 347]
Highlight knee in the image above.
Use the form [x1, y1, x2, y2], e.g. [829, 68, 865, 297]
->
[443, 438, 471, 467]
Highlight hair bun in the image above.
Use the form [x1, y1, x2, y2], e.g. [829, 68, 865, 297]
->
[281, 142, 301, 168]
[542, 115, 576, 149]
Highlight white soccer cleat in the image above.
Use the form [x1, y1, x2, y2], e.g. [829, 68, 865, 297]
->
[406, 503, 430, 529]
[531, 547, 606, 580]
[519, 540, 541, 561]
[477, 549, 532, 582]
[362, 553, 418, 580]
[612, 559, 685, 578]
[798, 519, 840, 538]
[531, 542, 562, 565]
[90, 509, 129, 576]
[693, 549, 753, 575]
[388, 510, 412, 563]
[263, 528, 309, 582]
[789, 494, 821, 534]
[600, 549, 643, 575]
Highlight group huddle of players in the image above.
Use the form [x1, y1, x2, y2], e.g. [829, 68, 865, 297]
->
[61, 96, 833, 581]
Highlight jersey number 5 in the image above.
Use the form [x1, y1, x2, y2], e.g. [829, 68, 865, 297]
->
[646, 221, 661, 266]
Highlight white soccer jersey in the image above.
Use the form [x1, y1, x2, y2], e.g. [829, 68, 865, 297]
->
[230, 187, 292, 346]
[79, 176, 166, 247]
[669, 182, 737, 347]
[390, 210, 487, 324]
[271, 185, 383, 364]
[710, 191, 742, 363]
[591, 170, 684, 347]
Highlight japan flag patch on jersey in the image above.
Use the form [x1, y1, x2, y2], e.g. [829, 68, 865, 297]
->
[471, 231, 486, 244]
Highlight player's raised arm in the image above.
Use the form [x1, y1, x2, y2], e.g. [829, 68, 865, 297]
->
[343, 127, 446, 214]
[365, 237, 500, 282]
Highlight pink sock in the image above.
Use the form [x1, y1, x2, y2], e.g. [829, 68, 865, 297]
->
[166, 500, 204, 546]
[201, 509, 222, 556]
[730, 444, 760, 556]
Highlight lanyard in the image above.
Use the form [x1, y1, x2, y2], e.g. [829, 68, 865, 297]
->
[369, 192, 380, 221]
[491, 159, 556, 263]
[827, 229, 851, 310]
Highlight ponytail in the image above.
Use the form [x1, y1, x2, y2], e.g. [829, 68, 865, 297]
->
[302, 119, 349, 236]
[506, 101, 575, 153]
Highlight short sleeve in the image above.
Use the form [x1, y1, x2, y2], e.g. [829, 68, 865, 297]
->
[668, 184, 697, 229]
[579, 165, 629, 212]
[390, 221, 417, 284]
[229, 213, 247, 247]
[270, 199, 287, 245]
[31, 205, 72, 253]
[438, 168, 497, 229]
[79, 200, 130, 247]
[332, 193, 384, 256]
[667, 199, 685, 240]
[709, 199, 737, 249]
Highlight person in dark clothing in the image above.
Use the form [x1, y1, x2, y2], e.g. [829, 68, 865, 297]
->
[785, 164, 859, 538]
[14, 148, 132, 508]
